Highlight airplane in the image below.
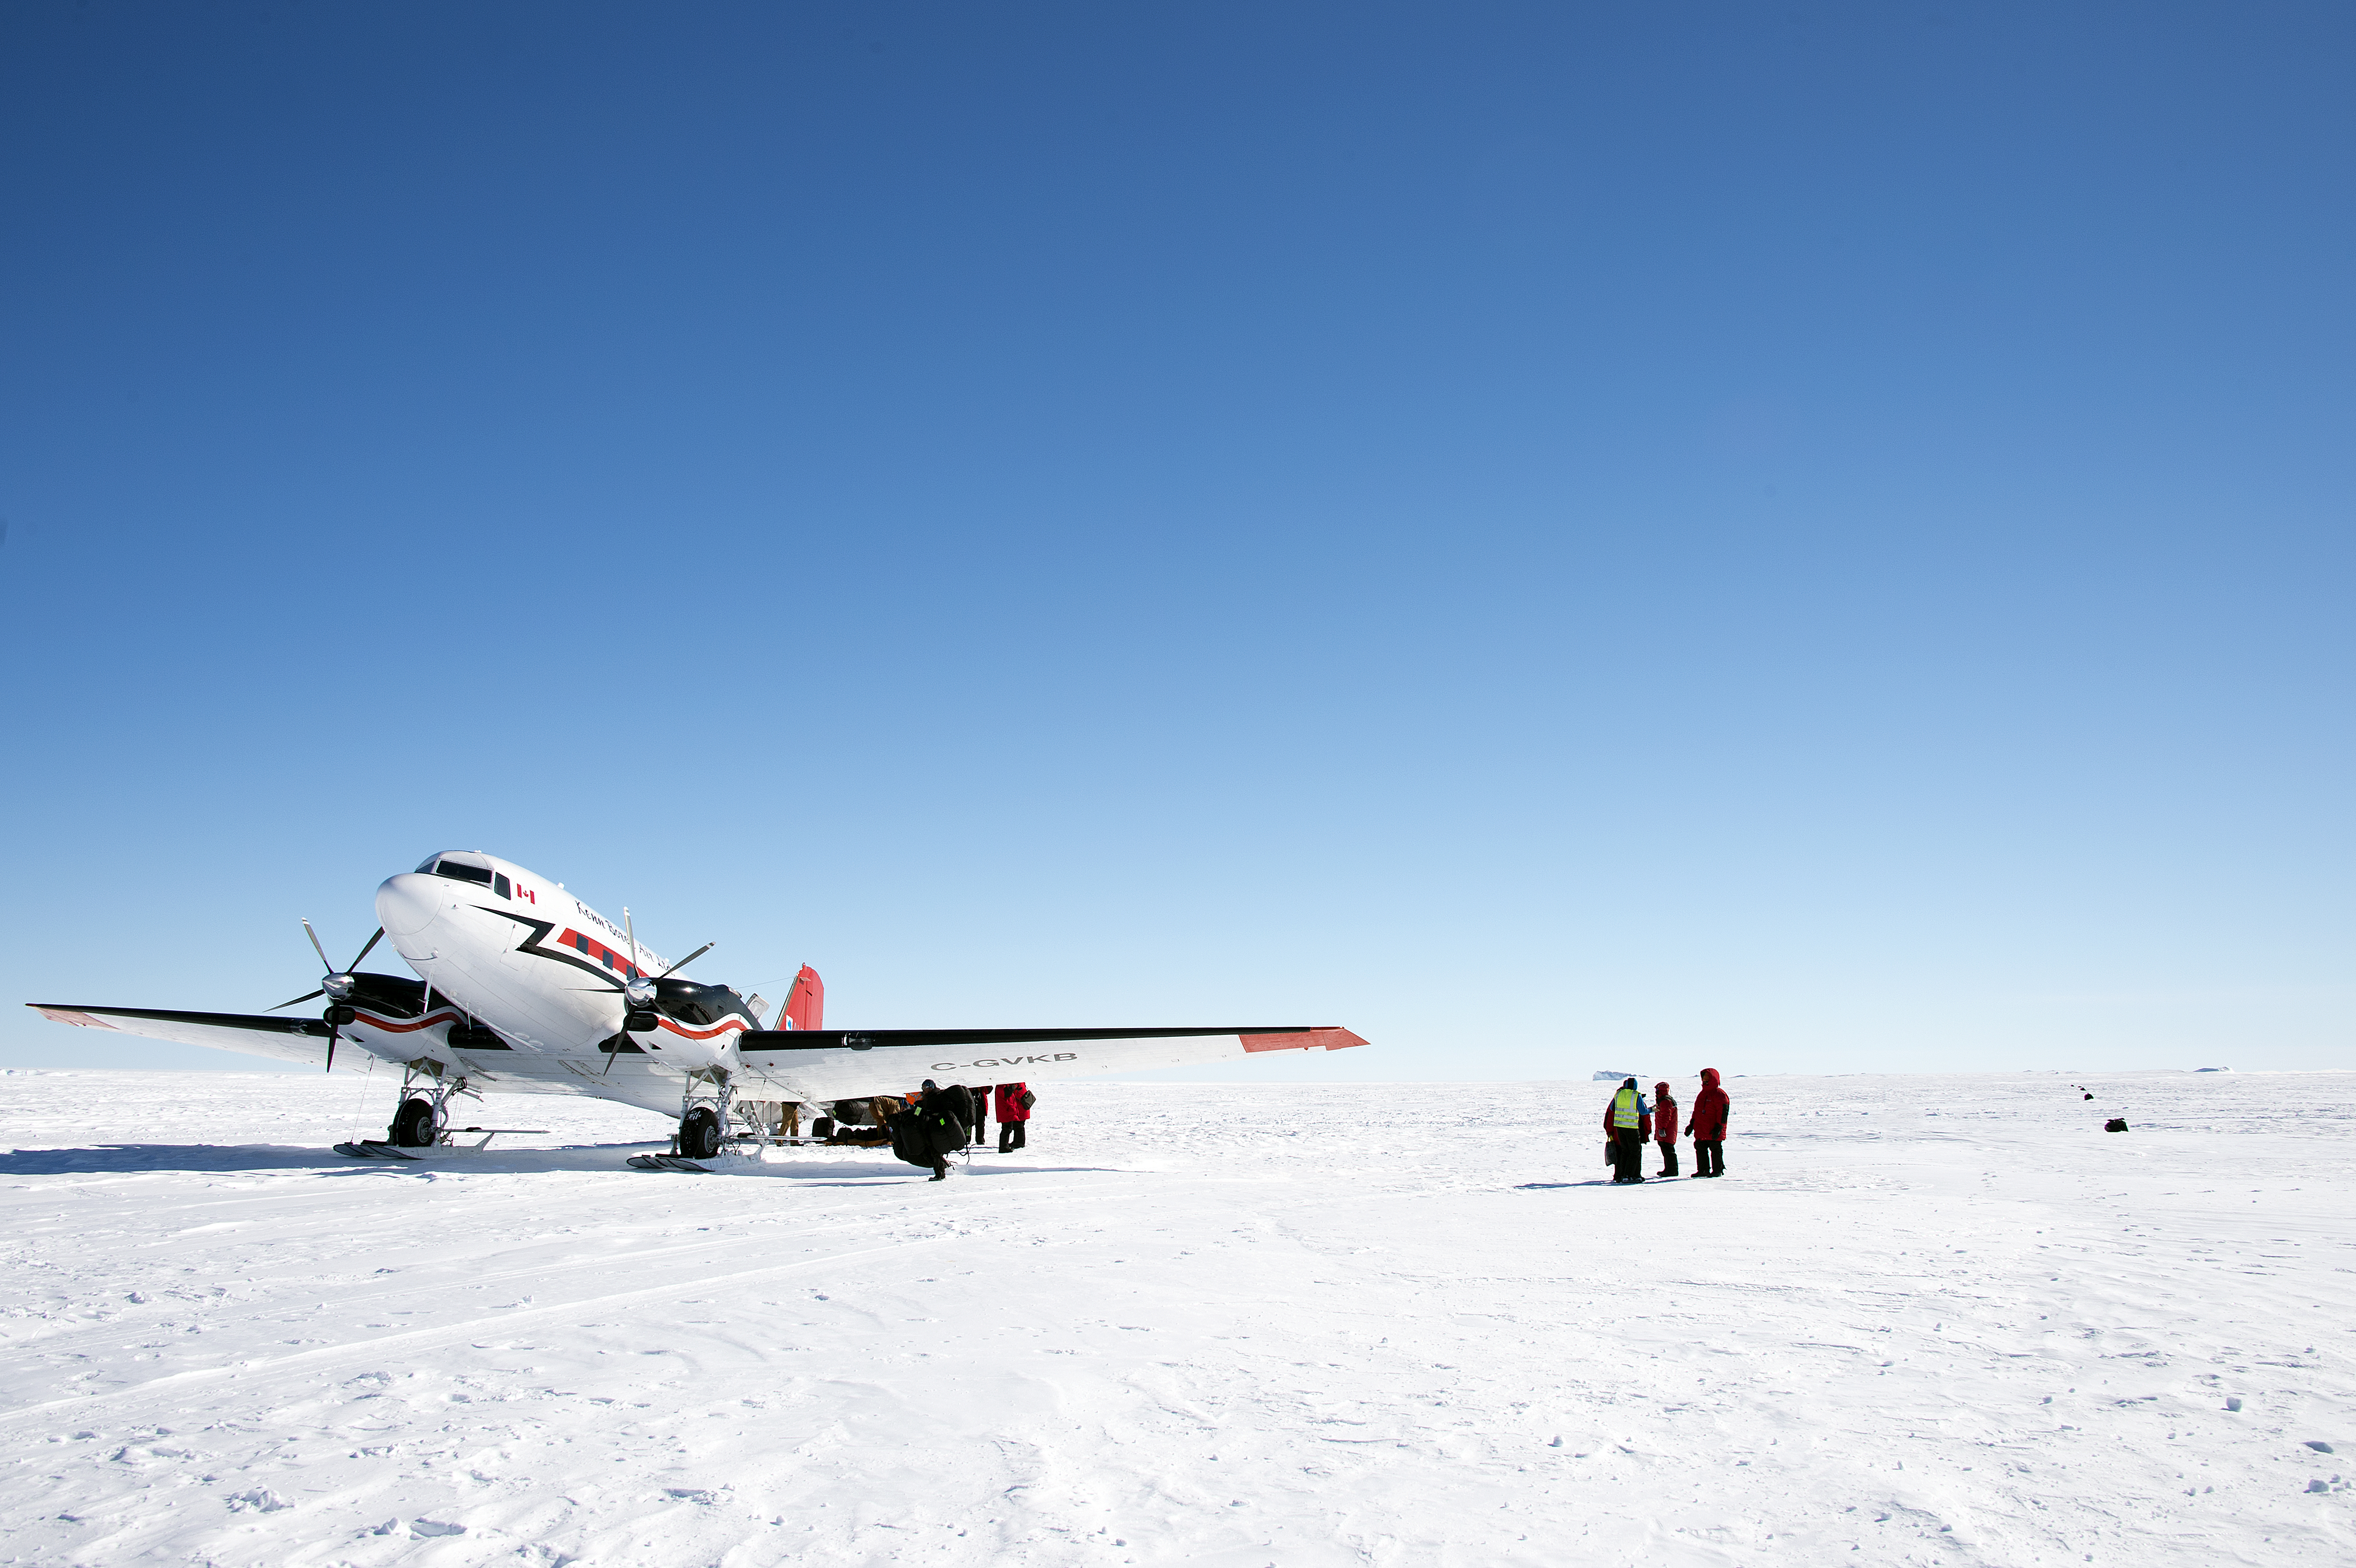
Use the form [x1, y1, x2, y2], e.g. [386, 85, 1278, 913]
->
[28, 851, 1365, 1160]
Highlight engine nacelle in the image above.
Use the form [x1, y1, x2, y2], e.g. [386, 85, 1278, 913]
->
[621, 976, 755, 1075]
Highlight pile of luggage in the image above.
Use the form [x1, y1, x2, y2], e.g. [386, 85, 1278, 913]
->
[813, 1096, 903, 1145]
[809, 1084, 981, 1174]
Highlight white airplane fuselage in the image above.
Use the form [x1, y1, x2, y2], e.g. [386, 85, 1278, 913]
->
[375, 852, 746, 1078]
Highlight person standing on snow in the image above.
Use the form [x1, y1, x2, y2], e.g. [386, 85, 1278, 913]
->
[994, 1081, 1033, 1152]
[1602, 1077, 1650, 1183]
[1652, 1080, 1681, 1178]
[1688, 1067, 1730, 1178]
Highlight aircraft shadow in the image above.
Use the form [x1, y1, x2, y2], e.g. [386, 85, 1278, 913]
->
[698, 1158, 1125, 1182]
[0, 1143, 1130, 1181]
[0, 1143, 361, 1176]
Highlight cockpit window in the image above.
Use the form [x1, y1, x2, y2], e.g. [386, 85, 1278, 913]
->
[434, 861, 495, 886]
[416, 855, 440, 873]
[493, 873, 511, 898]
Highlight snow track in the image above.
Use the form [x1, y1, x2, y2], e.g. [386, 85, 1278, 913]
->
[1, 1069, 2351, 1566]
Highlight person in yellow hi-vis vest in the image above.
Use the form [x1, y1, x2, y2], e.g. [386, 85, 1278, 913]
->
[1600, 1077, 1652, 1183]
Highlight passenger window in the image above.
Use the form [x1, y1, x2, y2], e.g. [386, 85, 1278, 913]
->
[493, 873, 511, 898]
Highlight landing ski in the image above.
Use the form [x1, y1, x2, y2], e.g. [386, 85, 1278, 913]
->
[334, 1140, 421, 1161]
[627, 1154, 713, 1174]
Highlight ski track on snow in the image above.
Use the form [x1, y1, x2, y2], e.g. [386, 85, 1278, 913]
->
[0, 1069, 2350, 1566]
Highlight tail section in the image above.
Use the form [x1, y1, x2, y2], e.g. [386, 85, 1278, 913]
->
[781, 965, 824, 1031]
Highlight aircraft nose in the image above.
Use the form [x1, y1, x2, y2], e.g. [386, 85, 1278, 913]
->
[375, 873, 442, 938]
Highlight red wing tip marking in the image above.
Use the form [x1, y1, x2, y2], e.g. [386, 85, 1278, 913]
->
[32, 1007, 118, 1029]
[1239, 1026, 1366, 1053]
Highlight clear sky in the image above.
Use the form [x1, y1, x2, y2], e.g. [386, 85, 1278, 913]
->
[2, 1, 2349, 1081]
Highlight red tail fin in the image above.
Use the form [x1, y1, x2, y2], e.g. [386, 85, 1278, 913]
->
[781, 965, 823, 1031]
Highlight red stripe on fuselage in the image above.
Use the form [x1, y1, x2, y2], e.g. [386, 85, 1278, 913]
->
[655, 1017, 748, 1042]
[354, 1009, 466, 1035]
[557, 927, 644, 981]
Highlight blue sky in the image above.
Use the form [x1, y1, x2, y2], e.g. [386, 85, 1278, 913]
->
[2, 1, 2348, 1080]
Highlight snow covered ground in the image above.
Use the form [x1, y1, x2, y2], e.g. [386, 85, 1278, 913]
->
[0, 1067, 2350, 1567]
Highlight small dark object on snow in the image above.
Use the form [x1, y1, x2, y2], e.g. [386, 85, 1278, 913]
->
[2304, 1440, 2334, 1454]
[2104, 1117, 2129, 1132]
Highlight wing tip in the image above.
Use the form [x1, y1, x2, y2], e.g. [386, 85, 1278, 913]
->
[1239, 1026, 1367, 1053]
[29, 1005, 120, 1029]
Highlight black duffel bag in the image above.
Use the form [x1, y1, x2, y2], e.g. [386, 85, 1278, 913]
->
[887, 1106, 931, 1168]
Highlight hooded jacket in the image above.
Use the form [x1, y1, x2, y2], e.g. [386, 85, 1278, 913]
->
[1652, 1082, 1679, 1143]
[994, 1082, 1032, 1123]
[1601, 1080, 1652, 1140]
[1689, 1068, 1729, 1141]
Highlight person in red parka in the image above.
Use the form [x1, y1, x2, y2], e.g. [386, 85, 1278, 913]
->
[1652, 1080, 1681, 1178]
[993, 1082, 1033, 1153]
[1687, 1067, 1730, 1178]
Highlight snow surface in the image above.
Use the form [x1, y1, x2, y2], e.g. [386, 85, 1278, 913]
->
[1, 1068, 2350, 1567]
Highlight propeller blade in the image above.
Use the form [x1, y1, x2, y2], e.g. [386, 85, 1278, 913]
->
[657, 942, 714, 979]
[346, 927, 384, 971]
[301, 918, 333, 973]
[325, 1020, 338, 1075]
[272, 989, 327, 1010]
[623, 907, 640, 981]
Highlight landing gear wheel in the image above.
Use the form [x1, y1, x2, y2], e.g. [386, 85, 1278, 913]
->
[392, 1097, 438, 1148]
[679, 1106, 722, 1160]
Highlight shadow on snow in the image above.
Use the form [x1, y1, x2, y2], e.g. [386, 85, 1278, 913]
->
[0, 1142, 1126, 1181]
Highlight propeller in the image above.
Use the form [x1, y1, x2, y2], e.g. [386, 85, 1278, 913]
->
[603, 910, 714, 1075]
[660, 942, 714, 979]
[621, 908, 654, 1013]
[619, 911, 714, 1001]
[273, 920, 384, 1073]
[604, 908, 652, 1077]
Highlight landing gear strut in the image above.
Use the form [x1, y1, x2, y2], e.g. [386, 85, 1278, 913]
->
[389, 1058, 473, 1148]
[674, 1069, 741, 1160]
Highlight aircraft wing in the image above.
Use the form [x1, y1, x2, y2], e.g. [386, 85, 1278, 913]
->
[735, 1024, 1365, 1103]
[26, 1004, 400, 1072]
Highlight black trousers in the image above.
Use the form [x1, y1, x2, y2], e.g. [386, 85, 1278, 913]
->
[1611, 1130, 1644, 1181]
[1657, 1140, 1679, 1177]
[998, 1120, 1027, 1152]
[1696, 1139, 1724, 1177]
